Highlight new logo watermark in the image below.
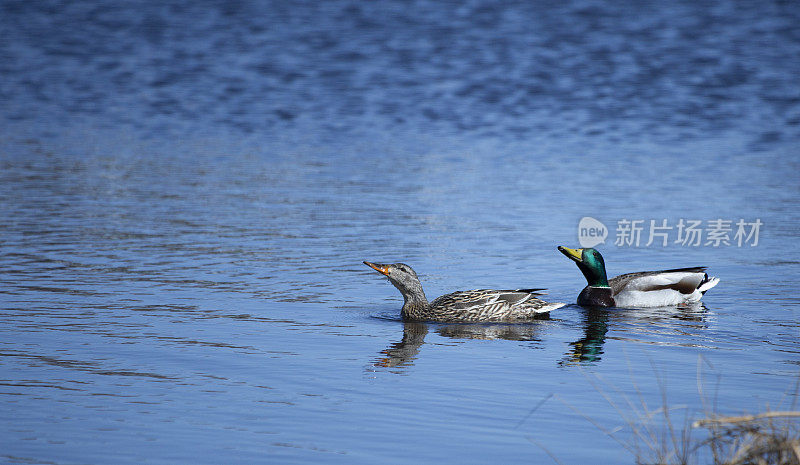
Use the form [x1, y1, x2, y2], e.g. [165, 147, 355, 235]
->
[577, 217, 762, 247]
[578, 217, 608, 248]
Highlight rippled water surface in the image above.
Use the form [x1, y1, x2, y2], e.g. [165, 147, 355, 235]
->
[1, 1, 799, 464]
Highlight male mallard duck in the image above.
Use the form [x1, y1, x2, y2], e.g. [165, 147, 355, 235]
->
[364, 261, 564, 322]
[557, 246, 719, 307]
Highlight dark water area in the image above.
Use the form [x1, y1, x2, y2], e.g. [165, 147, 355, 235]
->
[1, 1, 799, 464]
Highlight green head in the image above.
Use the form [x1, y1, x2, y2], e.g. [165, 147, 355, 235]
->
[557, 246, 610, 287]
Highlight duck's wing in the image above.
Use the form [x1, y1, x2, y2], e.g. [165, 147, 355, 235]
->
[430, 289, 560, 319]
[610, 267, 707, 294]
[514, 288, 548, 295]
[609, 267, 719, 307]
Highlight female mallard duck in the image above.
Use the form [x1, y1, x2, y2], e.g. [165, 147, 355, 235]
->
[557, 246, 719, 308]
[364, 261, 564, 322]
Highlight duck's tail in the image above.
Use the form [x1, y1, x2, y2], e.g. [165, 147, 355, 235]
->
[698, 275, 720, 295]
[535, 302, 566, 314]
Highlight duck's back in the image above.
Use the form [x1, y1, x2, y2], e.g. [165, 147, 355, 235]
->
[609, 267, 707, 294]
[427, 289, 564, 322]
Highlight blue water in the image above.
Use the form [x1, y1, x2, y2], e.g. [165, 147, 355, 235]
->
[1, 1, 799, 464]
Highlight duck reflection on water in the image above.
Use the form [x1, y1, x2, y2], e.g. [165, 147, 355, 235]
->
[372, 318, 549, 369]
[560, 303, 710, 366]
[370, 303, 711, 370]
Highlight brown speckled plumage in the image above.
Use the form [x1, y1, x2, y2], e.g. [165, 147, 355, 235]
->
[364, 261, 564, 322]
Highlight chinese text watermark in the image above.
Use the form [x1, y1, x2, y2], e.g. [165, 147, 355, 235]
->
[578, 217, 762, 248]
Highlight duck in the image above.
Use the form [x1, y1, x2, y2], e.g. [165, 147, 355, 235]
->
[363, 261, 565, 322]
[557, 246, 719, 307]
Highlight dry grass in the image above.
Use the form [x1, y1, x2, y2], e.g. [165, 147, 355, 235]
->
[693, 411, 800, 465]
[562, 358, 800, 465]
